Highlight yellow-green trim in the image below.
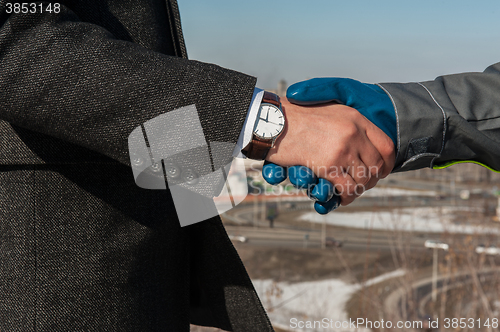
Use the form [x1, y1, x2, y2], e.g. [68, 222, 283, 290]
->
[433, 160, 500, 173]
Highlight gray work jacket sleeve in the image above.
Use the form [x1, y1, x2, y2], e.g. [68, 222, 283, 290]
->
[379, 62, 500, 173]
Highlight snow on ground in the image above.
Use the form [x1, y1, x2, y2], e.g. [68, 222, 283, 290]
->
[253, 269, 406, 332]
[300, 207, 500, 234]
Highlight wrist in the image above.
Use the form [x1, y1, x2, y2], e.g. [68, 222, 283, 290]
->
[242, 91, 285, 160]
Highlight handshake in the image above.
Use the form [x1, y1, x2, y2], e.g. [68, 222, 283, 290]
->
[259, 78, 398, 213]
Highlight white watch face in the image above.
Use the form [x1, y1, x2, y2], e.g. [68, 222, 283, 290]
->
[253, 103, 285, 139]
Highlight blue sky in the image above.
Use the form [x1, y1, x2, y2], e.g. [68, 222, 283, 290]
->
[179, 0, 500, 89]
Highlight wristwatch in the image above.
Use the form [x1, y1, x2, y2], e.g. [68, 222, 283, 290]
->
[242, 91, 285, 160]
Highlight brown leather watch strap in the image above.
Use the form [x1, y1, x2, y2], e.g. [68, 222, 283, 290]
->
[242, 91, 282, 160]
[262, 91, 280, 107]
[242, 136, 272, 160]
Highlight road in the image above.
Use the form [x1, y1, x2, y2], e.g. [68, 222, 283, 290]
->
[224, 203, 431, 252]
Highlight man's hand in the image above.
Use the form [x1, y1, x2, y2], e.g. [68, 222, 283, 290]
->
[266, 98, 395, 205]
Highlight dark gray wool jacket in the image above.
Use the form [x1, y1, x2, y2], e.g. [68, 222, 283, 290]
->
[1, 0, 499, 331]
[0, 1, 273, 331]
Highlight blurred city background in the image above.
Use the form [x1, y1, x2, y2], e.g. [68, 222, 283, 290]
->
[182, 1, 500, 331]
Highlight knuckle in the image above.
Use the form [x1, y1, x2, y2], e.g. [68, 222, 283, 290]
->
[344, 123, 359, 139]
[380, 138, 395, 158]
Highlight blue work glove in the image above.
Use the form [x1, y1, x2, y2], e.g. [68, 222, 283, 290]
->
[262, 78, 397, 214]
[262, 162, 340, 214]
[286, 77, 397, 146]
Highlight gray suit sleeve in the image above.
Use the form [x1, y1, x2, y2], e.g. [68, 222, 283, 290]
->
[380, 62, 500, 173]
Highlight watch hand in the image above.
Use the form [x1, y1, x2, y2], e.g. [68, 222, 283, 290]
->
[265, 111, 269, 122]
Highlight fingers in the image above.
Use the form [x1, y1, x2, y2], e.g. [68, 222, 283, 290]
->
[289, 167, 341, 213]
[263, 158, 374, 209]
[262, 161, 287, 185]
[264, 150, 383, 208]
[288, 166, 317, 189]
[308, 178, 335, 202]
[262, 161, 382, 212]
[262, 164, 341, 214]
[326, 173, 362, 206]
[314, 196, 341, 215]
[308, 178, 341, 214]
